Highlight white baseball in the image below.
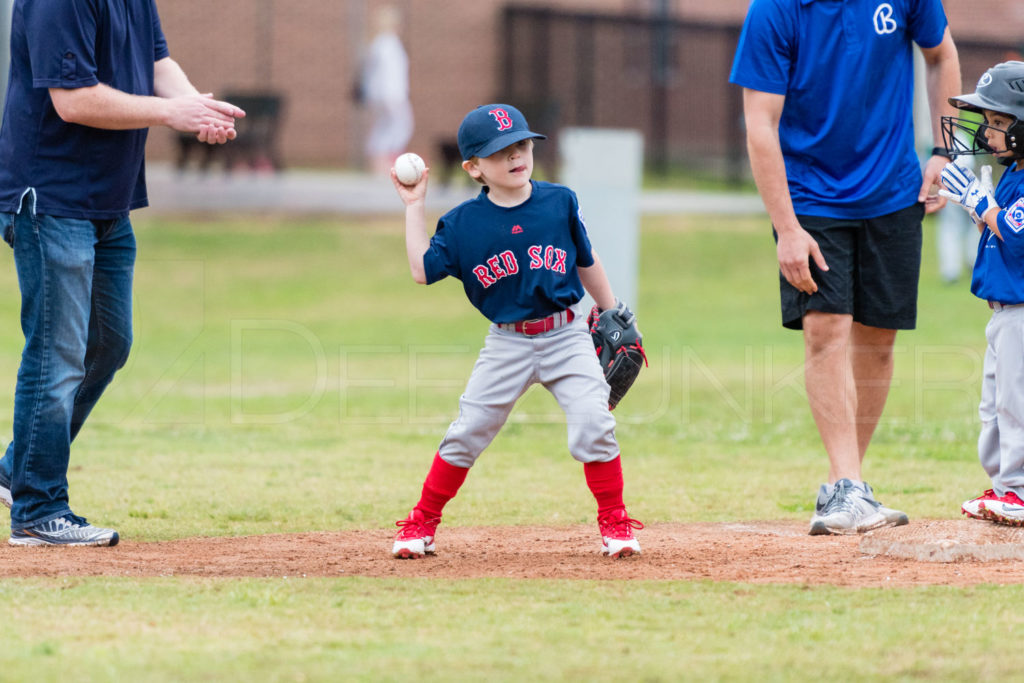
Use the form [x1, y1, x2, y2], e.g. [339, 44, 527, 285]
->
[394, 152, 426, 186]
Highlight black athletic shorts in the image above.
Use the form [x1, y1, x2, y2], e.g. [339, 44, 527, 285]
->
[775, 202, 924, 331]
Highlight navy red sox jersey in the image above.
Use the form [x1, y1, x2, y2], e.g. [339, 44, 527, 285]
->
[423, 180, 595, 324]
[972, 164, 1024, 305]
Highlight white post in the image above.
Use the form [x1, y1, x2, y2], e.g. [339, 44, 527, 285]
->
[559, 128, 644, 312]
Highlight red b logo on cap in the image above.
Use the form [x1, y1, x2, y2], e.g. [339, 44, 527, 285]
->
[489, 108, 513, 131]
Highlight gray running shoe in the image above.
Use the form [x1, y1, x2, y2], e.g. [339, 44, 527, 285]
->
[861, 481, 910, 528]
[808, 483, 833, 535]
[9, 515, 119, 547]
[0, 475, 10, 509]
[808, 479, 893, 536]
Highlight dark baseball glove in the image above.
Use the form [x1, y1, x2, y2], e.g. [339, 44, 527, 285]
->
[587, 300, 648, 410]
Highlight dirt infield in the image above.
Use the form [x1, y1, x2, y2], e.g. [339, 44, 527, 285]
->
[2, 519, 1024, 587]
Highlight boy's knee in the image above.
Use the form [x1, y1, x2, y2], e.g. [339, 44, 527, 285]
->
[567, 420, 618, 463]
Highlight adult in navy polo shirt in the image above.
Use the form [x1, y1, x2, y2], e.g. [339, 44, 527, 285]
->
[730, 0, 961, 535]
[0, 0, 245, 547]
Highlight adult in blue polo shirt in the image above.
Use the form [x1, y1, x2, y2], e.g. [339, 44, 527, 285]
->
[730, 0, 962, 535]
[0, 0, 245, 547]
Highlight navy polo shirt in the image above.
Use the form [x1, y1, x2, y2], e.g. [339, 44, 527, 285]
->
[0, 0, 169, 219]
[729, 0, 948, 218]
[423, 181, 595, 324]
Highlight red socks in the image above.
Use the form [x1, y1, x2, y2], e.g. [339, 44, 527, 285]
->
[413, 453, 624, 520]
[414, 452, 469, 519]
[584, 455, 625, 516]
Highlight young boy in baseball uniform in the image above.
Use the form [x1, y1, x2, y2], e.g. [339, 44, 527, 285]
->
[388, 103, 643, 558]
[938, 61, 1024, 525]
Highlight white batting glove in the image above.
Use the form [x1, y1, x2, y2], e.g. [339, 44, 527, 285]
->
[939, 161, 996, 224]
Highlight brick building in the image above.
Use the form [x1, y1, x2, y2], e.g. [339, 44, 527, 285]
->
[151, 0, 1024, 172]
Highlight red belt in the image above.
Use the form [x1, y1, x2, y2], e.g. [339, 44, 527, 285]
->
[499, 309, 574, 336]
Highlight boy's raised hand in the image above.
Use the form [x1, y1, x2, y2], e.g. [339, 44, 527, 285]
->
[391, 166, 430, 206]
[939, 161, 995, 224]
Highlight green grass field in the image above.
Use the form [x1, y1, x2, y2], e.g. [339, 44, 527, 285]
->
[0, 209, 1004, 681]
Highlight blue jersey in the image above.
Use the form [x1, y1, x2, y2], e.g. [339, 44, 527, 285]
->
[0, 0, 169, 219]
[729, 0, 947, 219]
[971, 164, 1024, 305]
[423, 181, 595, 324]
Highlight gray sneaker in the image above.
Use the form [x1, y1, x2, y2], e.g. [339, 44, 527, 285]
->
[808, 479, 900, 536]
[861, 482, 909, 528]
[0, 475, 10, 509]
[9, 515, 119, 547]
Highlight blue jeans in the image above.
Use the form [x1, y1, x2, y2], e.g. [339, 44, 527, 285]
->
[0, 197, 135, 529]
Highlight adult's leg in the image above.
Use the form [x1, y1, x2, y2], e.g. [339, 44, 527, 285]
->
[5, 218, 135, 508]
[852, 203, 922, 459]
[8, 213, 96, 529]
[850, 322, 898, 462]
[69, 217, 135, 442]
[802, 311, 859, 483]
[805, 317, 907, 535]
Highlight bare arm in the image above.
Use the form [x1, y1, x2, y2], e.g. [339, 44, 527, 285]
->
[49, 57, 245, 144]
[153, 56, 200, 98]
[919, 28, 963, 213]
[742, 88, 828, 294]
[578, 252, 616, 311]
[392, 168, 431, 284]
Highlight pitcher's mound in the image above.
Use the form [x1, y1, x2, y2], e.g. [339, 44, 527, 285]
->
[861, 518, 1024, 562]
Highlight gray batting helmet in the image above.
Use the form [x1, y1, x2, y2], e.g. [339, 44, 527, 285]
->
[942, 61, 1024, 159]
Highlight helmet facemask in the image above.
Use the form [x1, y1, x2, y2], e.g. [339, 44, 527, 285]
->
[941, 114, 1024, 159]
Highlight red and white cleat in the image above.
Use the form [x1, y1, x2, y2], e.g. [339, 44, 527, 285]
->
[598, 507, 643, 558]
[392, 509, 440, 559]
[979, 490, 1024, 526]
[962, 489, 999, 520]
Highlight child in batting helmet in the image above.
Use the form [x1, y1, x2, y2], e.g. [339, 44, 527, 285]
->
[938, 61, 1024, 525]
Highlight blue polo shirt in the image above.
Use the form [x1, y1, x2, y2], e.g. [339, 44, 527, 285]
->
[971, 164, 1024, 305]
[423, 181, 595, 324]
[729, 0, 948, 218]
[0, 0, 169, 219]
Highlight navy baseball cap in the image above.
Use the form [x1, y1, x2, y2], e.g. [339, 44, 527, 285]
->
[457, 104, 546, 160]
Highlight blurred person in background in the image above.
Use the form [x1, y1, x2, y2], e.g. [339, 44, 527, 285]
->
[937, 121, 980, 284]
[0, 0, 244, 546]
[730, 0, 961, 535]
[359, 4, 414, 175]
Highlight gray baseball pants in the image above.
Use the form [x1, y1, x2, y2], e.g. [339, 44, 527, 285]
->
[437, 318, 619, 468]
[978, 303, 1024, 496]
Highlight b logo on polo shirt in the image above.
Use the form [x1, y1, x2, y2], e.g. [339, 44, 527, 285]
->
[873, 4, 897, 35]
[1006, 198, 1024, 233]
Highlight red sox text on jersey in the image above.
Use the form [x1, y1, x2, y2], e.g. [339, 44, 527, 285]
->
[472, 245, 568, 287]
